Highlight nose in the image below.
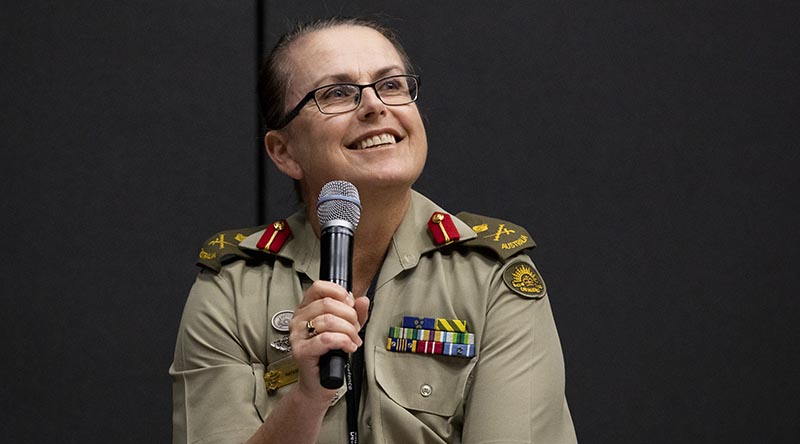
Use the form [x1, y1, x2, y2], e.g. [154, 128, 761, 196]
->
[357, 86, 386, 120]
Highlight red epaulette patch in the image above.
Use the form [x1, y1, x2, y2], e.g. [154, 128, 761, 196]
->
[256, 220, 292, 253]
[427, 212, 460, 245]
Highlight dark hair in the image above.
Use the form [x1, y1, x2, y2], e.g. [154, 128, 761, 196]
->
[257, 17, 415, 132]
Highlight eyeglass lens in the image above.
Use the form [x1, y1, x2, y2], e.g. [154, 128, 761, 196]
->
[314, 76, 418, 114]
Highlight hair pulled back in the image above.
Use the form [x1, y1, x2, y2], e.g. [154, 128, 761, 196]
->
[257, 17, 414, 132]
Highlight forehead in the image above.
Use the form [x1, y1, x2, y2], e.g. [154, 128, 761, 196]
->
[284, 25, 405, 91]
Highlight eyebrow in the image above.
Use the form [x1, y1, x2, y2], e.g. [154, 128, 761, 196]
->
[311, 65, 405, 87]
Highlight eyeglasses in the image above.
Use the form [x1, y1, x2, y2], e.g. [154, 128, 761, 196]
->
[272, 74, 420, 129]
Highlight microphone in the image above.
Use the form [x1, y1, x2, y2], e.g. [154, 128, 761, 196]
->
[316, 180, 361, 389]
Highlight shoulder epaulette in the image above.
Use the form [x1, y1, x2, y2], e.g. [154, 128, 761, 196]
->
[455, 211, 537, 262]
[196, 225, 268, 273]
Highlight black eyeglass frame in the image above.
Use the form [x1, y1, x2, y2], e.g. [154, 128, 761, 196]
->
[270, 74, 421, 130]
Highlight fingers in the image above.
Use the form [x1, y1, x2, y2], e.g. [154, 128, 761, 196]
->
[302, 313, 363, 352]
[298, 282, 361, 330]
[287, 283, 373, 397]
[299, 280, 353, 310]
[291, 281, 363, 355]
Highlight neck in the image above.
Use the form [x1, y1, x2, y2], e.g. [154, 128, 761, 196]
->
[308, 187, 413, 297]
[352, 188, 412, 295]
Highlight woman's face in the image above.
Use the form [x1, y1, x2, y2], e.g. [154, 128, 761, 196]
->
[268, 25, 427, 202]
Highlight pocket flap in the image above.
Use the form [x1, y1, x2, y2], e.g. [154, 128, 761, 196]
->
[375, 346, 476, 416]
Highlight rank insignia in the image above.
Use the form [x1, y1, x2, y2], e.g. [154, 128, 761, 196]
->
[503, 260, 546, 298]
[428, 212, 460, 245]
[455, 212, 537, 262]
[196, 226, 265, 273]
[256, 220, 291, 253]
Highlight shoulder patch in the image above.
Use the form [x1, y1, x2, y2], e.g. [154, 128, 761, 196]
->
[456, 211, 536, 262]
[196, 225, 268, 273]
[503, 260, 547, 299]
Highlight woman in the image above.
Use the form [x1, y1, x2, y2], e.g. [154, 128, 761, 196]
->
[170, 17, 576, 444]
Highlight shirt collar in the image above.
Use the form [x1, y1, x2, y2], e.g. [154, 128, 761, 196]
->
[238, 190, 477, 284]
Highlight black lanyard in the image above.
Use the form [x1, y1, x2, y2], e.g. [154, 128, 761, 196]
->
[344, 271, 380, 444]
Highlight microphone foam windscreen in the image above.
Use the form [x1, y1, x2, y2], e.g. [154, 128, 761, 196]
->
[316, 180, 362, 228]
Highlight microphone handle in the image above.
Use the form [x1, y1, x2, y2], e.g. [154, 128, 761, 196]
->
[319, 224, 354, 389]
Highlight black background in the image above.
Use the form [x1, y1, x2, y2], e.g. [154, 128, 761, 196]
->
[2, 1, 798, 442]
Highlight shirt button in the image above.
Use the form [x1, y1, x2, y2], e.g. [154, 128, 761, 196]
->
[420, 384, 433, 397]
[403, 253, 415, 265]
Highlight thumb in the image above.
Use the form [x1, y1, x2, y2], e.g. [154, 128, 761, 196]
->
[354, 296, 371, 330]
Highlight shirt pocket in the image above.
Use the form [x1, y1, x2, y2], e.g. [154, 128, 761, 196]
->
[374, 346, 477, 416]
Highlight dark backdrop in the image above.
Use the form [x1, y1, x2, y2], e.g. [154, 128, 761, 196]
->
[2, 1, 798, 443]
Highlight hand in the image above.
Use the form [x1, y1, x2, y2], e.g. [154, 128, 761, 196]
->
[289, 281, 370, 401]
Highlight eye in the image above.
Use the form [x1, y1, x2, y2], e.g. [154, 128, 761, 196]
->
[319, 85, 357, 102]
[378, 78, 408, 95]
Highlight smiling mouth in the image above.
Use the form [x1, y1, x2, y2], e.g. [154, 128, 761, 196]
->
[347, 133, 399, 150]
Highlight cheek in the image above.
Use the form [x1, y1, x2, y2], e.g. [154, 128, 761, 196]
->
[401, 107, 426, 136]
[404, 115, 427, 152]
[294, 116, 349, 147]
[286, 123, 321, 156]
[285, 128, 342, 174]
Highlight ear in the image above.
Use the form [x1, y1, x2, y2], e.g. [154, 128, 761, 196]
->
[265, 130, 304, 180]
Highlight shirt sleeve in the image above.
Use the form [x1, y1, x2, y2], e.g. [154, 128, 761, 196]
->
[462, 255, 577, 444]
[169, 269, 266, 444]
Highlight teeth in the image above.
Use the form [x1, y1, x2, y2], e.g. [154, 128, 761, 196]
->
[358, 133, 396, 149]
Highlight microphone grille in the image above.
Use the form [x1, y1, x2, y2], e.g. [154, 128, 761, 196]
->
[316, 180, 361, 228]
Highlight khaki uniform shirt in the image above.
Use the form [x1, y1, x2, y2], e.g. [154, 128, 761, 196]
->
[170, 191, 576, 444]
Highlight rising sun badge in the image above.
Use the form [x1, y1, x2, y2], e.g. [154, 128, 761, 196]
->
[503, 261, 546, 298]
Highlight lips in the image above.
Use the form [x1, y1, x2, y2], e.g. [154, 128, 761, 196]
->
[347, 132, 400, 150]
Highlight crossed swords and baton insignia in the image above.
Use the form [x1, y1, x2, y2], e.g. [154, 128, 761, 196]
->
[485, 223, 516, 241]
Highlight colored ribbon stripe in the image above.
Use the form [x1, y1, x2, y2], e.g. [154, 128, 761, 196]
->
[386, 338, 417, 353]
[402, 316, 468, 332]
[442, 342, 475, 358]
[386, 338, 475, 358]
[435, 318, 468, 333]
[402, 316, 435, 330]
[415, 340, 443, 355]
[389, 327, 474, 344]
